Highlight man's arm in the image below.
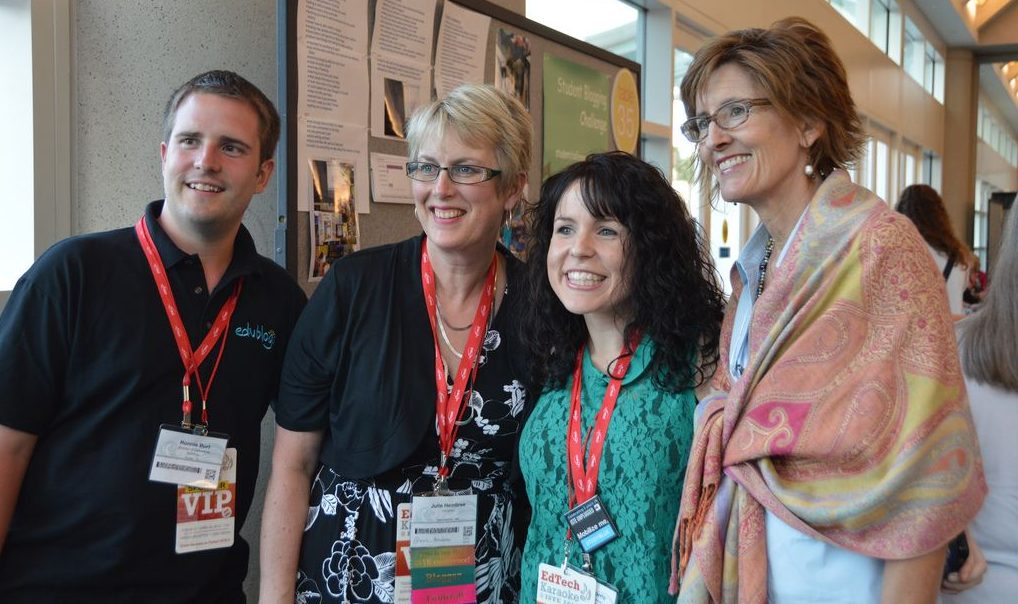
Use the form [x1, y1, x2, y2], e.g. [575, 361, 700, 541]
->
[0, 424, 37, 554]
[881, 545, 947, 604]
[259, 425, 323, 603]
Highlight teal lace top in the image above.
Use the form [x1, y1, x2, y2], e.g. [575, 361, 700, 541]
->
[519, 341, 695, 602]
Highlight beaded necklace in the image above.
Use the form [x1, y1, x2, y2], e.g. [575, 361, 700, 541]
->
[756, 237, 775, 298]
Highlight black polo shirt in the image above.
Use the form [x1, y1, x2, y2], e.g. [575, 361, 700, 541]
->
[0, 200, 306, 603]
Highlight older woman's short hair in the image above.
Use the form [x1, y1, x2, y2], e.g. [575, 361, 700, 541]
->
[681, 17, 865, 186]
[405, 84, 532, 198]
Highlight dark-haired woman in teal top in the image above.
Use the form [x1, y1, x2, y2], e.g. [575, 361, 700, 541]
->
[518, 152, 725, 602]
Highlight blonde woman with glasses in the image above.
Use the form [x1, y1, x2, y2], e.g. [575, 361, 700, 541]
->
[261, 84, 534, 604]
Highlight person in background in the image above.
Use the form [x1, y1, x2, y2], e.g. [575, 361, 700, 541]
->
[943, 207, 1018, 603]
[963, 256, 988, 311]
[518, 151, 725, 602]
[0, 70, 306, 602]
[673, 18, 985, 603]
[896, 183, 975, 317]
[260, 84, 534, 604]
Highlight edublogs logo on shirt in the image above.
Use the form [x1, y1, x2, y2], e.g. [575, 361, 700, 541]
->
[234, 323, 277, 350]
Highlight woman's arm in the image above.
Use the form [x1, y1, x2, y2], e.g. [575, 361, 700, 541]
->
[881, 545, 947, 604]
[259, 426, 324, 603]
[941, 528, 987, 594]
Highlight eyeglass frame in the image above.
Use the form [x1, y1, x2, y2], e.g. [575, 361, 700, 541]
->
[680, 98, 771, 143]
[405, 161, 502, 184]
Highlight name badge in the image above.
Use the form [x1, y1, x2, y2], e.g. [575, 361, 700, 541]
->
[395, 502, 412, 604]
[409, 493, 477, 603]
[175, 447, 237, 553]
[149, 424, 228, 488]
[536, 563, 597, 604]
[565, 494, 619, 553]
[594, 579, 618, 603]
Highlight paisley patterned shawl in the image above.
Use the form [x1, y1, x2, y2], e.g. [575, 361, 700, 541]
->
[672, 171, 986, 603]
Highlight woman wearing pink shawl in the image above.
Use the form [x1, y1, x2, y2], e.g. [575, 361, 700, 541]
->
[672, 17, 985, 604]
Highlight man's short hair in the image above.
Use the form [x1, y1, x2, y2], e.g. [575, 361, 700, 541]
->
[162, 70, 281, 164]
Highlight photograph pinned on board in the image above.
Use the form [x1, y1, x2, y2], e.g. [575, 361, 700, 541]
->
[309, 158, 360, 281]
[383, 77, 408, 138]
[495, 28, 531, 110]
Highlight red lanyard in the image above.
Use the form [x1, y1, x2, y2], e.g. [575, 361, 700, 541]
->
[567, 335, 640, 506]
[135, 217, 242, 428]
[420, 239, 497, 481]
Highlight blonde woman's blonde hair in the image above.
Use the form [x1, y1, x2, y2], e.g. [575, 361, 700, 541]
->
[405, 84, 532, 198]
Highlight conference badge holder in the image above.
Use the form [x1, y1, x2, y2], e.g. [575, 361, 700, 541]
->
[149, 423, 229, 489]
[565, 494, 620, 553]
[407, 475, 478, 604]
[175, 447, 237, 553]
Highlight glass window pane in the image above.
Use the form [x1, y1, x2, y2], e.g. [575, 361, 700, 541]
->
[869, 0, 889, 53]
[830, 0, 869, 35]
[527, 0, 639, 61]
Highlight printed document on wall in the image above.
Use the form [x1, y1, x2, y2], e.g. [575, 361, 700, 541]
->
[370, 0, 436, 140]
[434, 3, 490, 98]
[297, 0, 369, 126]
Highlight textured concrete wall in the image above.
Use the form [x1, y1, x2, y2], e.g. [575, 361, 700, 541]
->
[74, 1, 278, 598]
[75, 0, 279, 254]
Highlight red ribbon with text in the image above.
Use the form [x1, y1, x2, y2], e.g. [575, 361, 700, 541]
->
[420, 238, 497, 480]
[135, 217, 242, 428]
[567, 335, 640, 506]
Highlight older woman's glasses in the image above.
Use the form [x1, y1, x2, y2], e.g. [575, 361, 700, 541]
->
[680, 98, 771, 143]
[405, 162, 502, 184]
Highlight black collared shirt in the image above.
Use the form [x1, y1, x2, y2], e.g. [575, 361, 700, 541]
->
[0, 200, 306, 602]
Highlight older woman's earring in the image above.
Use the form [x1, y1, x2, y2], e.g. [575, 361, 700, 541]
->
[804, 164, 815, 178]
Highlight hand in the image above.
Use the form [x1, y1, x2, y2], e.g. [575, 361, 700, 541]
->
[942, 530, 987, 594]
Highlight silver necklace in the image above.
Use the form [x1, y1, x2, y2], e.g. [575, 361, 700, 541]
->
[435, 305, 464, 359]
[436, 302, 473, 331]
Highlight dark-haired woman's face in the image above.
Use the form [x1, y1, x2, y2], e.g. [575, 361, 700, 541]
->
[697, 63, 813, 208]
[546, 182, 630, 327]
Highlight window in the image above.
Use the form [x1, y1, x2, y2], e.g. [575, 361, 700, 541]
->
[922, 151, 942, 191]
[829, 0, 869, 34]
[903, 18, 943, 101]
[869, 0, 900, 60]
[0, 1, 35, 293]
[866, 125, 892, 203]
[527, 0, 640, 62]
[828, 0, 900, 62]
[898, 141, 920, 192]
[977, 101, 1018, 167]
[674, 47, 741, 295]
[0, 0, 71, 307]
[973, 181, 992, 270]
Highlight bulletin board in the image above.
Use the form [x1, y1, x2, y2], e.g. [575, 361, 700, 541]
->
[277, 0, 641, 292]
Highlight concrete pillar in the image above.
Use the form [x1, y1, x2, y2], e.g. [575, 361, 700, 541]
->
[942, 49, 979, 242]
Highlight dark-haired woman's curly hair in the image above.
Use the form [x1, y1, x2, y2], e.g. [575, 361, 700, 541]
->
[522, 151, 725, 392]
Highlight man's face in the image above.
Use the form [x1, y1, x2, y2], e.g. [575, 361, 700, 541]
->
[160, 92, 274, 241]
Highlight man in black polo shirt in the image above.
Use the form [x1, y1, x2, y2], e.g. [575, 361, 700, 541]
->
[0, 70, 306, 603]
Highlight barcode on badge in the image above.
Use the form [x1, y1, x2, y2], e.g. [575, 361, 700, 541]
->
[155, 461, 200, 474]
[414, 527, 460, 534]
